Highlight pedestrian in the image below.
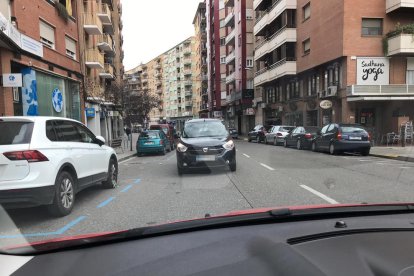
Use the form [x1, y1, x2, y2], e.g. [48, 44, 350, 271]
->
[123, 126, 128, 148]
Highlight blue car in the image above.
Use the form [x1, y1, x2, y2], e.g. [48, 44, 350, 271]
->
[136, 130, 171, 156]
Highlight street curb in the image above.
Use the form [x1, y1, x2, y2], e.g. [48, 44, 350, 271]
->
[370, 153, 414, 163]
[118, 152, 136, 162]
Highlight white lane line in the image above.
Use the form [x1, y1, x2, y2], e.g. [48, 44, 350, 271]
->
[119, 157, 136, 164]
[300, 184, 339, 204]
[243, 153, 251, 158]
[260, 163, 275, 171]
[400, 167, 412, 169]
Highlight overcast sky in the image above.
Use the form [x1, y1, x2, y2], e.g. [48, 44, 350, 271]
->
[122, 0, 201, 71]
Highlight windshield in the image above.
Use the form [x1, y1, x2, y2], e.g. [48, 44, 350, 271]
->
[1, 0, 414, 258]
[182, 121, 228, 138]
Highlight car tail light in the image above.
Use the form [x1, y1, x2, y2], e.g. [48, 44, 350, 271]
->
[3, 150, 49, 162]
[160, 140, 164, 145]
[276, 133, 283, 137]
[368, 132, 371, 141]
[337, 131, 342, 141]
[304, 133, 312, 139]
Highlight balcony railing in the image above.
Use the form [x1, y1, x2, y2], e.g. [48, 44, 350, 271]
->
[184, 80, 192, 86]
[97, 34, 114, 54]
[225, 0, 234, 7]
[183, 47, 192, 55]
[202, 75, 208, 81]
[183, 58, 192, 65]
[185, 101, 193, 106]
[387, 34, 414, 56]
[99, 63, 114, 79]
[386, 0, 414, 13]
[224, 11, 235, 27]
[83, 14, 103, 35]
[185, 90, 192, 96]
[225, 28, 236, 45]
[254, 27, 297, 61]
[226, 72, 236, 84]
[347, 85, 414, 96]
[98, 4, 111, 24]
[184, 69, 192, 76]
[85, 49, 104, 69]
[254, 58, 296, 86]
[226, 51, 236, 64]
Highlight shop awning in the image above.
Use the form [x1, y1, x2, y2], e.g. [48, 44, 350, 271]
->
[347, 96, 414, 102]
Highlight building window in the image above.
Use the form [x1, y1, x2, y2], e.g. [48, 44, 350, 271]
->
[303, 2, 310, 21]
[247, 80, 254, 89]
[220, 37, 226, 46]
[303, 38, 310, 55]
[39, 20, 55, 49]
[361, 18, 383, 36]
[220, 56, 226, 64]
[65, 36, 76, 60]
[246, 58, 253, 68]
[246, 9, 253, 20]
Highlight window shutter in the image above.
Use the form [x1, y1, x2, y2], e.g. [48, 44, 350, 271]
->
[40, 21, 55, 44]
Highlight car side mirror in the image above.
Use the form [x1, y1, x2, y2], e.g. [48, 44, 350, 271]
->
[95, 135, 105, 146]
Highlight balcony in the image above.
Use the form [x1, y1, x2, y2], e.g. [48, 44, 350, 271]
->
[387, 34, 414, 56]
[157, 89, 163, 95]
[183, 58, 192, 65]
[99, 63, 114, 79]
[98, 4, 111, 24]
[254, 58, 296, 86]
[184, 69, 192, 76]
[225, 28, 236, 45]
[102, 0, 113, 7]
[226, 72, 236, 84]
[85, 49, 104, 69]
[202, 75, 208, 81]
[347, 85, 414, 98]
[254, 27, 297, 61]
[225, 0, 234, 7]
[254, 0, 297, 37]
[226, 51, 236, 64]
[184, 80, 192, 86]
[156, 80, 162, 86]
[254, 0, 265, 11]
[83, 14, 103, 35]
[201, 31, 207, 40]
[224, 12, 235, 27]
[386, 0, 414, 12]
[185, 90, 192, 96]
[155, 63, 161, 69]
[183, 47, 192, 55]
[97, 34, 115, 54]
[185, 101, 193, 107]
[103, 20, 115, 35]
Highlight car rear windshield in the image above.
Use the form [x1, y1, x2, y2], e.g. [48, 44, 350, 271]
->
[340, 126, 367, 133]
[0, 121, 34, 145]
[183, 121, 228, 138]
[304, 127, 320, 133]
[140, 132, 159, 139]
[280, 126, 295, 132]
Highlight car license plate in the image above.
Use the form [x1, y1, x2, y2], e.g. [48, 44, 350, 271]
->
[196, 155, 215, 162]
[349, 136, 362, 140]
[144, 142, 154, 145]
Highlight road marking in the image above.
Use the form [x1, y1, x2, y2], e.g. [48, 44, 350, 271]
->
[243, 153, 250, 158]
[121, 184, 133, 193]
[97, 197, 115, 208]
[358, 159, 372, 162]
[119, 157, 136, 164]
[300, 185, 339, 204]
[400, 167, 412, 169]
[0, 216, 86, 239]
[260, 163, 275, 171]
[134, 178, 141, 184]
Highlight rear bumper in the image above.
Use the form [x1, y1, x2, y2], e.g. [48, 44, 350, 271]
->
[136, 145, 164, 153]
[0, 185, 55, 208]
[335, 141, 371, 151]
[177, 149, 235, 169]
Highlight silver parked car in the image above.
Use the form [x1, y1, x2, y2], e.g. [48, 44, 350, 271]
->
[264, 126, 295, 145]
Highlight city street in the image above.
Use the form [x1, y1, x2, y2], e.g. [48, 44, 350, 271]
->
[1, 140, 414, 247]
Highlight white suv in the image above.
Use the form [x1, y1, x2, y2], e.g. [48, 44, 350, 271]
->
[0, 117, 118, 216]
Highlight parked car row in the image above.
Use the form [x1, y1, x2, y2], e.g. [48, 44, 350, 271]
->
[249, 123, 371, 156]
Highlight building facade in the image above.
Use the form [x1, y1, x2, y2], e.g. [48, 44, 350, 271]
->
[254, 0, 414, 141]
[80, 0, 124, 142]
[0, 0, 82, 120]
[193, 2, 209, 118]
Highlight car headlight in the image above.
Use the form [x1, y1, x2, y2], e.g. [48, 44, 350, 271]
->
[223, 140, 234, 150]
[177, 143, 188, 152]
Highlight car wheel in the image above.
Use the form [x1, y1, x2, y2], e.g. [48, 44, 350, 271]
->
[329, 143, 337, 155]
[284, 139, 288, 148]
[48, 171, 75, 217]
[264, 138, 268, 145]
[229, 158, 236, 171]
[273, 138, 277, 146]
[256, 136, 260, 143]
[311, 142, 317, 152]
[248, 136, 252, 142]
[361, 148, 370, 156]
[137, 152, 143, 157]
[102, 158, 118, 189]
[297, 140, 302, 150]
[162, 146, 166, 155]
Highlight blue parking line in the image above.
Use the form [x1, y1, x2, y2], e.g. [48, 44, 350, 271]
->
[134, 178, 141, 184]
[121, 184, 133, 193]
[97, 197, 115, 208]
[0, 216, 87, 239]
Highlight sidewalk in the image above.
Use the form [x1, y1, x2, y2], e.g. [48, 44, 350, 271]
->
[370, 145, 414, 162]
[116, 133, 139, 162]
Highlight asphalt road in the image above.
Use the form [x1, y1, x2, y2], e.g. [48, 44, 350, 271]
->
[1, 140, 414, 248]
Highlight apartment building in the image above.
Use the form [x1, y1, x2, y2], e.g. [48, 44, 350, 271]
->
[80, 0, 124, 141]
[193, 2, 209, 118]
[0, 0, 82, 120]
[254, 0, 414, 139]
[224, 0, 255, 134]
[147, 56, 165, 123]
[163, 37, 196, 131]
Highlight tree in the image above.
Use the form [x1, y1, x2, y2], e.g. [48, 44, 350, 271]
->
[123, 88, 160, 127]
